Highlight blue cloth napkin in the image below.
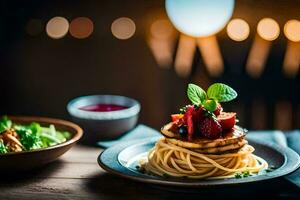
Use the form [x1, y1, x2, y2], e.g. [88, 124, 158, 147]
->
[97, 124, 161, 148]
[97, 124, 300, 187]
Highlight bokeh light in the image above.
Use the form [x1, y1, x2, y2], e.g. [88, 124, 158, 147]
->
[26, 19, 43, 36]
[275, 101, 293, 130]
[111, 17, 136, 40]
[251, 99, 267, 129]
[165, 0, 234, 37]
[284, 19, 300, 42]
[197, 36, 224, 77]
[283, 42, 300, 77]
[69, 17, 94, 39]
[257, 18, 280, 41]
[174, 35, 196, 77]
[148, 19, 176, 68]
[150, 19, 174, 39]
[46, 16, 69, 39]
[246, 36, 271, 78]
[226, 18, 250, 41]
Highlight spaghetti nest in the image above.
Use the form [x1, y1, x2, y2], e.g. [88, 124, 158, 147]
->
[143, 138, 268, 179]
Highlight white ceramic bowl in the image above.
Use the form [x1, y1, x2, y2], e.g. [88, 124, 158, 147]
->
[67, 95, 140, 142]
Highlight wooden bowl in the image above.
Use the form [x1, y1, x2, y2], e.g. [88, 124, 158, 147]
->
[0, 116, 83, 171]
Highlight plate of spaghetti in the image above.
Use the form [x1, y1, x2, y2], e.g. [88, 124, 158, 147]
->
[98, 83, 300, 187]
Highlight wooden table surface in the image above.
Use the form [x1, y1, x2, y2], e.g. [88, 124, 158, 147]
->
[1, 144, 300, 200]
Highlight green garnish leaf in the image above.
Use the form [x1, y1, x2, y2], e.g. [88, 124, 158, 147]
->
[187, 84, 206, 105]
[235, 171, 251, 179]
[207, 83, 237, 102]
[186, 83, 237, 108]
[179, 105, 189, 114]
[0, 116, 12, 133]
[203, 99, 217, 112]
[180, 105, 201, 114]
[242, 171, 251, 177]
[265, 165, 276, 173]
[0, 140, 8, 153]
[235, 172, 242, 179]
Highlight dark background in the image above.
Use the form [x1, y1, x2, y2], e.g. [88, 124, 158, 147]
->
[0, 0, 299, 130]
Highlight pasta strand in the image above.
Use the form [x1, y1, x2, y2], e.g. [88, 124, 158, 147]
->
[143, 138, 268, 179]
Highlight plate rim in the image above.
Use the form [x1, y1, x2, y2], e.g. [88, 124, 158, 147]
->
[98, 136, 300, 188]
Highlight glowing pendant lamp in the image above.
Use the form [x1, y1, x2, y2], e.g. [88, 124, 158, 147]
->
[165, 0, 235, 37]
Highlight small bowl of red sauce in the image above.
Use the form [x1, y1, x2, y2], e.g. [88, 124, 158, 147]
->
[67, 95, 140, 142]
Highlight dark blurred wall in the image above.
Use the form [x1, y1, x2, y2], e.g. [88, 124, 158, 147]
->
[0, 0, 299, 130]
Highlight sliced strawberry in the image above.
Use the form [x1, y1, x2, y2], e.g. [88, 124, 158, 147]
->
[213, 103, 223, 116]
[171, 114, 184, 122]
[171, 114, 185, 126]
[217, 112, 236, 130]
[199, 117, 222, 139]
[192, 106, 204, 134]
[184, 106, 194, 140]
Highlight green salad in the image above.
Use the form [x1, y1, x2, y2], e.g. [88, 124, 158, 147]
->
[0, 116, 71, 154]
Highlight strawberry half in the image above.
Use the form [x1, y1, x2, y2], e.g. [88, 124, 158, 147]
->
[184, 106, 194, 140]
[213, 103, 223, 116]
[199, 117, 222, 139]
[217, 112, 236, 130]
[192, 106, 204, 133]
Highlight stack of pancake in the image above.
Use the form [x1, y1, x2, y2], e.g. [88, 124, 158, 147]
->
[161, 122, 247, 154]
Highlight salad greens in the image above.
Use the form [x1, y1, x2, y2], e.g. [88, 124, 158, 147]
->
[0, 116, 12, 133]
[0, 140, 7, 153]
[0, 116, 71, 153]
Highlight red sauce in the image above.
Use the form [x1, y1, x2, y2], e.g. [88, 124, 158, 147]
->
[79, 104, 128, 112]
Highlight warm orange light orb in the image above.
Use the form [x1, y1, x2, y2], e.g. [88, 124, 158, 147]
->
[284, 19, 300, 42]
[46, 17, 69, 39]
[257, 18, 280, 41]
[69, 17, 94, 39]
[111, 17, 136, 40]
[226, 18, 250, 41]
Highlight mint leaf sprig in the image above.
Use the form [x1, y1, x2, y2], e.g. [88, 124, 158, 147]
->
[207, 83, 238, 102]
[187, 84, 206, 105]
[187, 83, 237, 112]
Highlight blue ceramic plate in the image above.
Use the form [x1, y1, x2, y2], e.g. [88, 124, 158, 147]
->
[98, 137, 300, 188]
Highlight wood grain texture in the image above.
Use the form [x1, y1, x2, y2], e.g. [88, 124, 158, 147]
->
[0, 144, 171, 200]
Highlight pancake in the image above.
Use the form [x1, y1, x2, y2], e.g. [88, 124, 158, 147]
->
[161, 122, 247, 149]
[165, 137, 247, 151]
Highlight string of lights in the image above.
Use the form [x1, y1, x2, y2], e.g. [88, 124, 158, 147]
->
[25, 16, 300, 78]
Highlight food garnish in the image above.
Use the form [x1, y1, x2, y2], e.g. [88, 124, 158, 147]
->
[235, 171, 251, 179]
[172, 83, 237, 141]
[265, 165, 277, 173]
